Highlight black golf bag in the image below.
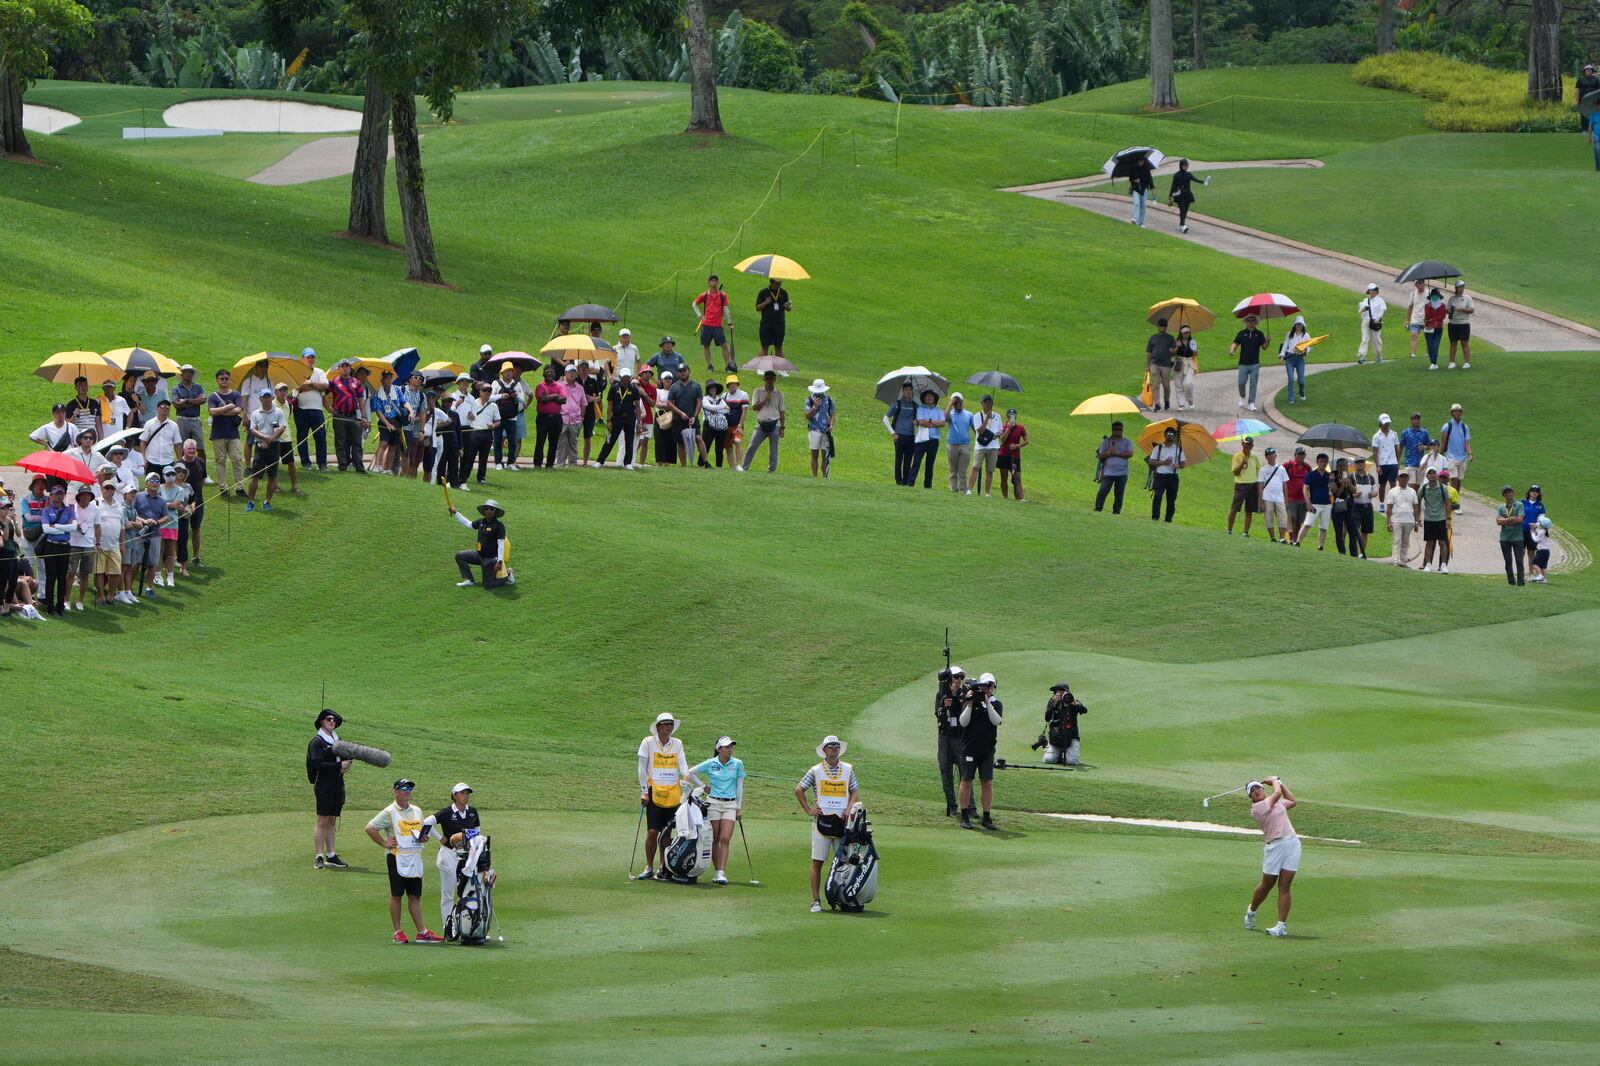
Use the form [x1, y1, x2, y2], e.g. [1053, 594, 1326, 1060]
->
[663, 790, 713, 883]
[824, 804, 879, 913]
[447, 833, 495, 945]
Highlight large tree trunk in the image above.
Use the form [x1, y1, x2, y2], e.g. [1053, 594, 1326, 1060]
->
[1149, 0, 1179, 109]
[1376, 0, 1397, 53]
[1527, 0, 1563, 102]
[347, 71, 391, 243]
[684, 0, 723, 133]
[2, 66, 33, 158]
[391, 93, 443, 285]
[1191, 1, 1205, 70]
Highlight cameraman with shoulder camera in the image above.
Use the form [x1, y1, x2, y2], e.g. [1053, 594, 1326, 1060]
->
[957, 672, 1002, 830]
[1040, 683, 1087, 765]
[935, 665, 968, 817]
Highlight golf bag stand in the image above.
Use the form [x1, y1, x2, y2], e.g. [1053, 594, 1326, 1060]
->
[823, 803, 879, 913]
[448, 833, 495, 945]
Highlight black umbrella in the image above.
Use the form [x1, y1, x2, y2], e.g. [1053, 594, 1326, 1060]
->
[1580, 90, 1600, 119]
[966, 370, 1022, 393]
[558, 303, 619, 324]
[1394, 260, 1463, 284]
[419, 367, 461, 388]
[1297, 423, 1369, 452]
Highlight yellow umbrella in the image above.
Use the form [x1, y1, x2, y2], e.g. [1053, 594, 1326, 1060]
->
[734, 254, 810, 280]
[103, 346, 181, 376]
[1147, 298, 1215, 332]
[36, 351, 120, 385]
[539, 335, 615, 370]
[1136, 418, 1218, 464]
[1070, 393, 1142, 417]
[230, 352, 309, 389]
[1295, 334, 1329, 354]
[342, 358, 401, 380]
[420, 361, 465, 376]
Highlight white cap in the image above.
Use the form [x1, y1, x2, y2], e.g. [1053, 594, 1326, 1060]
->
[1247, 780, 1264, 793]
[456, 372, 472, 381]
[950, 664, 965, 676]
[977, 672, 996, 685]
[1450, 402, 1462, 411]
[950, 391, 963, 402]
[1365, 282, 1380, 292]
[451, 782, 473, 795]
[259, 388, 274, 398]
[480, 344, 493, 354]
[715, 736, 735, 749]
[816, 735, 847, 758]
[618, 327, 631, 336]
[618, 366, 632, 377]
[653, 712, 680, 735]
[1378, 413, 1391, 424]
[180, 363, 195, 372]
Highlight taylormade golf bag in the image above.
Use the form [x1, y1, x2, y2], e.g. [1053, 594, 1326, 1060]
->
[824, 803, 879, 912]
[447, 832, 495, 945]
[663, 790, 713, 883]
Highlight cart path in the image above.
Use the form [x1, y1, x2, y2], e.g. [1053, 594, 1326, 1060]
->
[1006, 157, 1324, 195]
[248, 135, 393, 186]
[1156, 363, 1583, 575]
[1011, 185, 1600, 353]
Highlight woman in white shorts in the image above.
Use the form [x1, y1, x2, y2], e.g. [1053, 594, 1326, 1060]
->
[689, 736, 745, 886]
[1245, 777, 1299, 937]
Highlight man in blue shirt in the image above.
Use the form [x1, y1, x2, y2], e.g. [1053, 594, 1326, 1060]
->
[1439, 403, 1472, 494]
[1398, 411, 1432, 485]
[689, 737, 745, 886]
[1298, 453, 1334, 550]
[804, 380, 835, 479]
[910, 388, 945, 490]
[944, 393, 977, 494]
[882, 380, 918, 486]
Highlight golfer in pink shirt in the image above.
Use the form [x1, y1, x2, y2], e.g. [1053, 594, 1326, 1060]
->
[1245, 776, 1299, 937]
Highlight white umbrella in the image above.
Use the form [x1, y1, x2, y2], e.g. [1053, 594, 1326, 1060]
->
[1101, 146, 1166, 177]
[92, 426, 144, 454]
[876, 366, 949, 405]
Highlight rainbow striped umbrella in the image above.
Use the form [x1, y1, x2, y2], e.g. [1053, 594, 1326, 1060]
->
[1212, 418, 1274, 443]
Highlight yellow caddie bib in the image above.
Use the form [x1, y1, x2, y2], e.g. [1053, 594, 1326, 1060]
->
[388, 803, 425, 878]
[815, 761, 852, 816]
[649, 743, 683, 808]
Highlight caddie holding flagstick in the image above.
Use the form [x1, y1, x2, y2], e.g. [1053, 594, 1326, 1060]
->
[446, 497, 512, 589]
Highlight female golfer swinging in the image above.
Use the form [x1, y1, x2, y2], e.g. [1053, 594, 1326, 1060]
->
[1244, 776, 1298, 937]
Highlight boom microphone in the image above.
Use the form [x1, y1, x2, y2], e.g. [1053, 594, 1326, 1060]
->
[332, 740, 392, 768]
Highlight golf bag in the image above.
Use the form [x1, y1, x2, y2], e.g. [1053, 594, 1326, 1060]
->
[447, 832, 495, 945]
[824, 803, 879, 913]
[663, 790, 713, 883]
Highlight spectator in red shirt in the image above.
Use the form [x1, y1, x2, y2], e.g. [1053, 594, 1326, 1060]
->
[328, 362, 369, 472]
[1283, 446, 1311, 545]
[693, 274, 734, 374]
[533, 367, 565, 469]
[634, 366, 659, 465]
[998, 408, 1030, 501]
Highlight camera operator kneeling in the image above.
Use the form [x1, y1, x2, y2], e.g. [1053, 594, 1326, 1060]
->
[1032, 683, 1087, 765]
[958, 672, 1002, 830]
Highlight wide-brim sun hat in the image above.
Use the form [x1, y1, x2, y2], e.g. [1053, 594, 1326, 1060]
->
[653, 712, 681, 736]
[809, 379, 829, 394]
[816, 734, 847, 758]
[477, 499, 504, 516]
[316, 709, 343, 728]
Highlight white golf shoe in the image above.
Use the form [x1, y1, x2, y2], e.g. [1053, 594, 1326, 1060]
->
[810, 899, 822, 913]
[713, 872, 728, 885]
[1266, 922, 1288, 937]
[1244, 910, 1256, 931]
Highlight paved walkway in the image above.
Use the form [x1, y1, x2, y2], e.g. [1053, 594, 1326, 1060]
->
[1010, 165, 1600, 354]
[249, 136, 393, 186]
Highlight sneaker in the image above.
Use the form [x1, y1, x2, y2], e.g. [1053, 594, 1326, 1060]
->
[1445, 363, 1454, 370]
[946, 803, 957, 817]
[1463, 361, 1471, 369]
[1180, 224, 1189, 233]
[1376, 357, 1384, 364]
[144, 586, 156, 597]
[456, 579, 476, 588]
[1244, 910, 1257, 930]
[712, 873, 728, 885]
[1440, 564, 1449, 574]
[1237, 398, 1245, 408]
[73, 601, 85, 611]
[1429, 364, 1438, 371]
[980, 813, 997, 831]
[204, 476, 214, 485]
[810, 899, 823, 913]
[959, 809, 975, 830]
[262, 501, 272, 512]
[1266, 922, 1288, 937]
[1248, 403, 1258, 412]
[244, 501, 255, 512]
[416, 930, 446, 943]
[323, 853, 348, 869]
[314, 855, 325, 870]
[393, 930, 409, 944]
[635, 868, 653, 881]
[1357, 356, 1366, 365]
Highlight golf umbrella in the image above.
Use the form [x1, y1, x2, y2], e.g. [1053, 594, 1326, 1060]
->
[104, 346, 180, 377]
[1212, 418, 1274, 443]
[15, 450, 96, 485]
[1231, 293, 1299, 321]
[339, 358, 394, 381]
[231, 352, 308, 389]
[1135, 419, 1217, 464]
[1394, 260, 1462, 284]
[1294, 334, 1329, 354]
[967, 370, 1021, 393]
[733, 254, 810, 281]
[741, 354, 798, 376]
[419, 362, 464, 387]
[492, 350, 550, 373]
[1580, 90, 1600, 119]
[875, 366, 949, 405]
[1102, 146, 1166, 178]
[558, 303, 619, 324]
[539, 335, 610, 361]
[1146, 298, 1215, 332]
[384, 347, 421, 381]
[36, 351, 120, 386]
[92, 426, 144, 454]
[1297, 423, 1369, 452]
[1070, 393, 1142, 417]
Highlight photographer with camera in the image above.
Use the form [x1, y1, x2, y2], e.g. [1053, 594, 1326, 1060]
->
[935, 665, 968, 817]
[957, 672, 1002, 830]
[1034, 683, 1088, 765]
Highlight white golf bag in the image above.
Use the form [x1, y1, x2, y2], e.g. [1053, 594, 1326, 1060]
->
[663, 789, 713, 883]
[447, 832, 496, 945]
[824, 803, 879, 912]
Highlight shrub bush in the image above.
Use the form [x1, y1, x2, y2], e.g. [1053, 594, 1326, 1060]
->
[1354, 51, 1580, 133]
[739, 19, 804, 93]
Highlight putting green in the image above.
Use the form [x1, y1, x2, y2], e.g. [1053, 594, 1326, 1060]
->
[3, 812, 1596, 1062]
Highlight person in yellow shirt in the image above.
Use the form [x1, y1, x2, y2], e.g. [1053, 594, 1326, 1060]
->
[1227, 436, 1262, 537]
[635, 713, 702, 880]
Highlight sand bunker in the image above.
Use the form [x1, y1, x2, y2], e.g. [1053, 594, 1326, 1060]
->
[163, 99, 362, 134]
[22, 104, 81, 134]
[1037, 812, 1360, 844]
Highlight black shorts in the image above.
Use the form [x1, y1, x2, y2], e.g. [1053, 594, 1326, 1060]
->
[1447, 323, 1470, 342]
[646, 801, 679, 831]
[314, 783, 345, 817]
[1379, 463, 1399, 484]
[188, 504, 204, 531]
[960, 749, 995, 782]
[583, 408, 597, 439]
[1232, 482, 1259, 508]
[759, 319, 785, 348]
[386, 853, 423, 898]
[1423, 519, 1447, 542]
[378, 426, 402, 445]
[277, 441, 296, 467]
[997, 454, 1021, 473]
[249, 446, 278, 478]
[699, 325, 726, 348]
[1355, 503, 1375, 534]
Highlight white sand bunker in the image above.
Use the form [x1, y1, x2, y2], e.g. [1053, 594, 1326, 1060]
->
[22, 104, 81, 134]
[163, 99, 362, 134]
[1038, 812, 1360, 844]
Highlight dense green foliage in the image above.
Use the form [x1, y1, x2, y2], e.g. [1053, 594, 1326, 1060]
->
[1356, 51, 1583, 133]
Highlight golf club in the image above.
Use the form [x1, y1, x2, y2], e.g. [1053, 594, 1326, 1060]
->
[736, 820, 760, 886]
[627, 802, 645, 880]
[1201, 784, 1251, 808]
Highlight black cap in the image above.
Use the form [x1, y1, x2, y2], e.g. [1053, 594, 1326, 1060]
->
[1050, 682, 1071, 692]
[393, 778, 416, 792]
[52, 403, 67, 413]
[316, 709, 343, 728]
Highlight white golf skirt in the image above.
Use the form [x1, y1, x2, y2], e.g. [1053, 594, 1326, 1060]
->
[1263, 835, 1301, 875]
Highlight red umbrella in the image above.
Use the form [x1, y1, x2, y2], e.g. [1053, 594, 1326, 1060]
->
[1231, 292, 1299, 320]
[15, 451, 96, 484]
